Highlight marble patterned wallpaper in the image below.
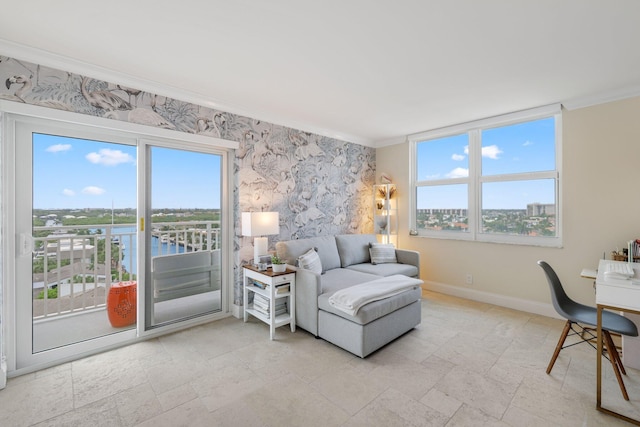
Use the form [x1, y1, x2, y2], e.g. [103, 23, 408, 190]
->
[0, 55, 375, 305]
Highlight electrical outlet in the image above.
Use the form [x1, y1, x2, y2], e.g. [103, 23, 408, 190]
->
[466, 274, 473, 285]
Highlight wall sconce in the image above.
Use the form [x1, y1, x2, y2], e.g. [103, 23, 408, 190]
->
[242, 211, 280, 265]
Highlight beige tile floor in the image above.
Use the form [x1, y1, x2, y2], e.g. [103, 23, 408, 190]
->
[1, 290, 639, 426]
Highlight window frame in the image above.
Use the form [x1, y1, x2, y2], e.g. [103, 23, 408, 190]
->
[409, 104, 562, 247]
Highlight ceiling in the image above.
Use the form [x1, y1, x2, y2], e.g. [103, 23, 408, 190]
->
[1, 1, 640, 147]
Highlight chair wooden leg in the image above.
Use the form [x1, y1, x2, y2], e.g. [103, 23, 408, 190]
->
[606, 333, 627, 375]
[547, 320, 572, 374]
[603, 330, 630, 401]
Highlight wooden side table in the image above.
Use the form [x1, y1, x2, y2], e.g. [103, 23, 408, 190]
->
[243, 265, 295, 340]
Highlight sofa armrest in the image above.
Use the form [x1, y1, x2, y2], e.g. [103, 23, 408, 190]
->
[396, 249, 420, 279]
[295, 268, 322, 336]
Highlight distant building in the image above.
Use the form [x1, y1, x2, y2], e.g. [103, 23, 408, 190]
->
[417, 208, 468, 216]
[527, 203, 555, 216]
[46, 235, 94, 262]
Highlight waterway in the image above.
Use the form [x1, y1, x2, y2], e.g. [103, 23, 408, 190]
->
[95, 226, 185, 275]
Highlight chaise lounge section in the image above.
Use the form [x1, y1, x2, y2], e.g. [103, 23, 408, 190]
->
[275, 234, 422, 357]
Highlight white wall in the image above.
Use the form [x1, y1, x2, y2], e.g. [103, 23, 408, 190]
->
[377, 97, 640, 313]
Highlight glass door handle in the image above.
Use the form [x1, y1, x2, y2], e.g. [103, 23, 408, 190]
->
[18, 233, 34, 256]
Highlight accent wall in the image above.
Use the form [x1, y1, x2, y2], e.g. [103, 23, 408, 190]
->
[0, 55, 375, 305]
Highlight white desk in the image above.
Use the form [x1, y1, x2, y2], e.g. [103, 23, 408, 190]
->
[596, 260, 640, 311]
[596, 259, 640, 424]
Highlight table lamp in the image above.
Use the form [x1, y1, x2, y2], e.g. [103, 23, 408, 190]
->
[242, 211, 280, 265]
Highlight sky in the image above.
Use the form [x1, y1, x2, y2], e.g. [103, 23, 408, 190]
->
[416, 117, 556, 209]
[33, 134, 221, 210]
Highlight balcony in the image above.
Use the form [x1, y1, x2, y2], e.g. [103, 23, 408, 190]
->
[31, 221, 221, 352]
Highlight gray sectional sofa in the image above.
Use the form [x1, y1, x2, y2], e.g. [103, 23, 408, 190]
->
[275, 234, 422, 357]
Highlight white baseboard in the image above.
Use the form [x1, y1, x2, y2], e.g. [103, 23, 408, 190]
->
[0, 356, 6, 389]
[423, 280, 561, 320]
[232, 303, 242, 319]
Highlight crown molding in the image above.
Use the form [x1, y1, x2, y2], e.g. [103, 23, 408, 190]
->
[562, 84, 640, 111]
[371, 135, 407, 148]
[0, 39, 374, 147]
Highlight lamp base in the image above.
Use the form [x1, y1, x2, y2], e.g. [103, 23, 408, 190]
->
[253, 236, 268, 265]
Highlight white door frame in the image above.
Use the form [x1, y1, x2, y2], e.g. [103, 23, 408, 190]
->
[1, 105, 236, 376]
[138, 138, 229, 333]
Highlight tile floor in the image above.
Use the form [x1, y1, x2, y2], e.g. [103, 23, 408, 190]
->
[1, 291, 639, 426]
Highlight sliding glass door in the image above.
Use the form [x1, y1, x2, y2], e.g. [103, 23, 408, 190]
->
[14, 119, 139, 368]
[143, 143, 223, 329]
[10, 115, 228, 371]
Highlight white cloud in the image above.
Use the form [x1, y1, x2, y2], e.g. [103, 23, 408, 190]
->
[62, 189, 75, 196]
[86, 149, 135, 166]
[46, 144, 71, 153]
[523, 140, 533, 146]
[482, 145, 502, 159]
[464, 145, 469, 155]
[446, 167, 469, 178]
[451, 153, 465, 161]
[82, 186, 105, 195]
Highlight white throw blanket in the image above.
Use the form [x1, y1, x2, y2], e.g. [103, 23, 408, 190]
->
[328, 275, 423, 316]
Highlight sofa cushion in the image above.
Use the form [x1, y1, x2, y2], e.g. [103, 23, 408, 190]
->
[346, 262, 419, 278]
[298, 248, 322, 274]
[335, 234, 378, 267]
[276, 235, 341, 272]
[319, 268, 381, 296]
[369, 243, 397, 264]
[319, 286, 421, 325]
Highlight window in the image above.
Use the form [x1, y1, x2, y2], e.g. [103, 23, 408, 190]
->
[410, 105, 561, 246]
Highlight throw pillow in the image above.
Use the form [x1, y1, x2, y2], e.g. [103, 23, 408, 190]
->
[369, 243, 397, 265]
[298, 247, 323, 274]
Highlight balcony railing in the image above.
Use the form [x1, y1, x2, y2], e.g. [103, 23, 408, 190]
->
[32, 221, 220, 319]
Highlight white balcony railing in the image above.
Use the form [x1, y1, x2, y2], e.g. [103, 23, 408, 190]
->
[32, 221, 220, 319]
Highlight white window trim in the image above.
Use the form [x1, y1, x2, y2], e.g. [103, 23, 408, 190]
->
[409, 104, 562, 247]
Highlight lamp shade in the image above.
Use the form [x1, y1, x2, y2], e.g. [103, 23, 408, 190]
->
[242, 212, 279, 237]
